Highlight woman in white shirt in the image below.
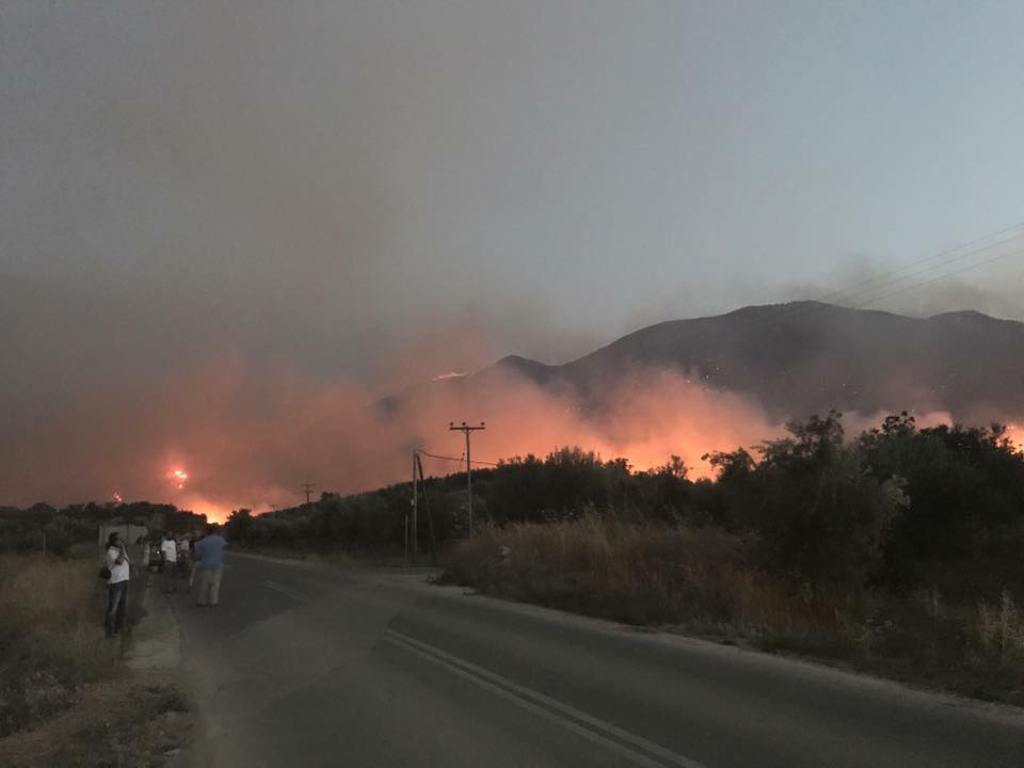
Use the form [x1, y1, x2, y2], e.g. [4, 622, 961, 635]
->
[105, 531, 131, 636]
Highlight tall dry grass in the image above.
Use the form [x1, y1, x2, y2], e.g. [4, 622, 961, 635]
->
[444, 516, 842, 634]
[0, 554, 118, 736]
[444, 516, 1024, 702]
[977, 590, 1024, 667]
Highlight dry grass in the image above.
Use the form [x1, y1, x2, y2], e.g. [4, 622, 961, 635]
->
[444, 516, 841, 633]
[444, 516, 1024, 704]
[0, 554, 118, 737]
[0, 668, 192, 768]
[0, 552, 195, 765]
[977, 590, 1024, 667]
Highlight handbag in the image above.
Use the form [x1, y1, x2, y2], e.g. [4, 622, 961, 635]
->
[98, 565, 111, 580]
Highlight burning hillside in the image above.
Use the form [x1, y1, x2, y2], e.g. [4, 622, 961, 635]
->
[5, 303, 1024, 513]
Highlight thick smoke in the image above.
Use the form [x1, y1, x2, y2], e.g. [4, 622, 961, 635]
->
[7, 306, 1024, 519]
[5, 2, 1024, 516]
[0, 334, 784, 518]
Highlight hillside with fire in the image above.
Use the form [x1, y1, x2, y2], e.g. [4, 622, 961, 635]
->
[411, 301, 1024, 423]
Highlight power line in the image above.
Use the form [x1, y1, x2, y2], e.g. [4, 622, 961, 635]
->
[403, 222, 1024, 504]
[417, 449, 499, 467]
[736, 226, 1024, 341]
[851, 243, 1024, 310]
[692, 221, 1024, 381]
[802, 221, 1024, 310]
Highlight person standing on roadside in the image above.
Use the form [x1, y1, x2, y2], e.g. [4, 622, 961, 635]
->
[194, 523, 228, 607]
[105, 531, 130, 636]
[159, 531, 178, 594]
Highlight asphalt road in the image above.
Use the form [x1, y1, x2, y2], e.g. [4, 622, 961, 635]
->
[172, 553, 1024, 768]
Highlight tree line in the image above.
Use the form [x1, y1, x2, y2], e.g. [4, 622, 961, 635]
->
[0, 501, 206, 555]
[225, 411, 1024, 598]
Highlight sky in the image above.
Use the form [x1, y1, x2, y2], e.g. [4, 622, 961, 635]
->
[3, 1, 1024, 512]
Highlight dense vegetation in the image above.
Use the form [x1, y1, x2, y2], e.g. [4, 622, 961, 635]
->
[0, 502, 206, 556]
[230, 411, 1024, 597]
[0, 501, 200, 762]
[234, 411, 1024, 701]
[6, 411, 1023, 700]
[0, 551, 193, 766]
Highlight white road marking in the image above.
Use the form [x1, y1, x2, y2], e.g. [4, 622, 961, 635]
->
[383, 629, 707, 768]
[260, 580, 307, 602]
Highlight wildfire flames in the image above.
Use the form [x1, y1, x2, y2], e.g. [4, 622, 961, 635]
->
[12, 351, 1024, 515]
[1003, 423, 1024, 452]
[167, 467, 189, 489]
[157, 369, 1024, 514]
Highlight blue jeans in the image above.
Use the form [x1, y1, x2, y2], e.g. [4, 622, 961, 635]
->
[106, 580, 129, 636]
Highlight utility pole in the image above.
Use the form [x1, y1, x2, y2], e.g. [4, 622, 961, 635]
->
[302, 483, 314, 506]
[415, 451, 438, 565]
[449, 421, 485, 537]
[411, 450, 418, 562]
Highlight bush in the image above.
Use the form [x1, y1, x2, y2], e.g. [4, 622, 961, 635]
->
[976, 590, 1024, 670]
[443, 515, 838, 633]
[444, 518, 1024, 702]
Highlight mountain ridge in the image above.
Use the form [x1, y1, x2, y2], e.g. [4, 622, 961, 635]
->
[465, 302, 1024, 421]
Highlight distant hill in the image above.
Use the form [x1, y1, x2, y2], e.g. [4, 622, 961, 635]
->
[461, 302, 1024, 422]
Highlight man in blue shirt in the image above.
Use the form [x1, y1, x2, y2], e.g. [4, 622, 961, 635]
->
[194, 523, 228, 607]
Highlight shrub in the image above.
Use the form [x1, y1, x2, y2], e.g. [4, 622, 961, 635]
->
[976, 590, 1024, 668]
[443, 515, 840, 634]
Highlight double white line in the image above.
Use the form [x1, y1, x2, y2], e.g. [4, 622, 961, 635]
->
[383, 629, 707, 768]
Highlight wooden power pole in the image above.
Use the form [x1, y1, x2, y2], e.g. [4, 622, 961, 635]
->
[449, 421, 485, 537]
[414, 451, 438, 565]
[411, 450, 418, 562]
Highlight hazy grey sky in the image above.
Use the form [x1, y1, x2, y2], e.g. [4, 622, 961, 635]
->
[5, 1, 1024, 371]
[4, 1, 1024, 506]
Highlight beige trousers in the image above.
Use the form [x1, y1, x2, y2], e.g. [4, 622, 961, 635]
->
[195, 566, 223, 606]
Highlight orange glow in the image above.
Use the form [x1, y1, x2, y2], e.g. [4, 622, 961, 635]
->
[177, 494, 232, 523]
[99, 355, 1024, 516]
[166, 467, 189, 489]
[1004, 423, 1024, 453]
[400, 366, 784, 481]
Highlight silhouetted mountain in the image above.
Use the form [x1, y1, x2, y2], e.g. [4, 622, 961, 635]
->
[469, 302, 1024, 421]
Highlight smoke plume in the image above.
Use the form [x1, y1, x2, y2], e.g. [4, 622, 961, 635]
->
[0, 332, 786, 518]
